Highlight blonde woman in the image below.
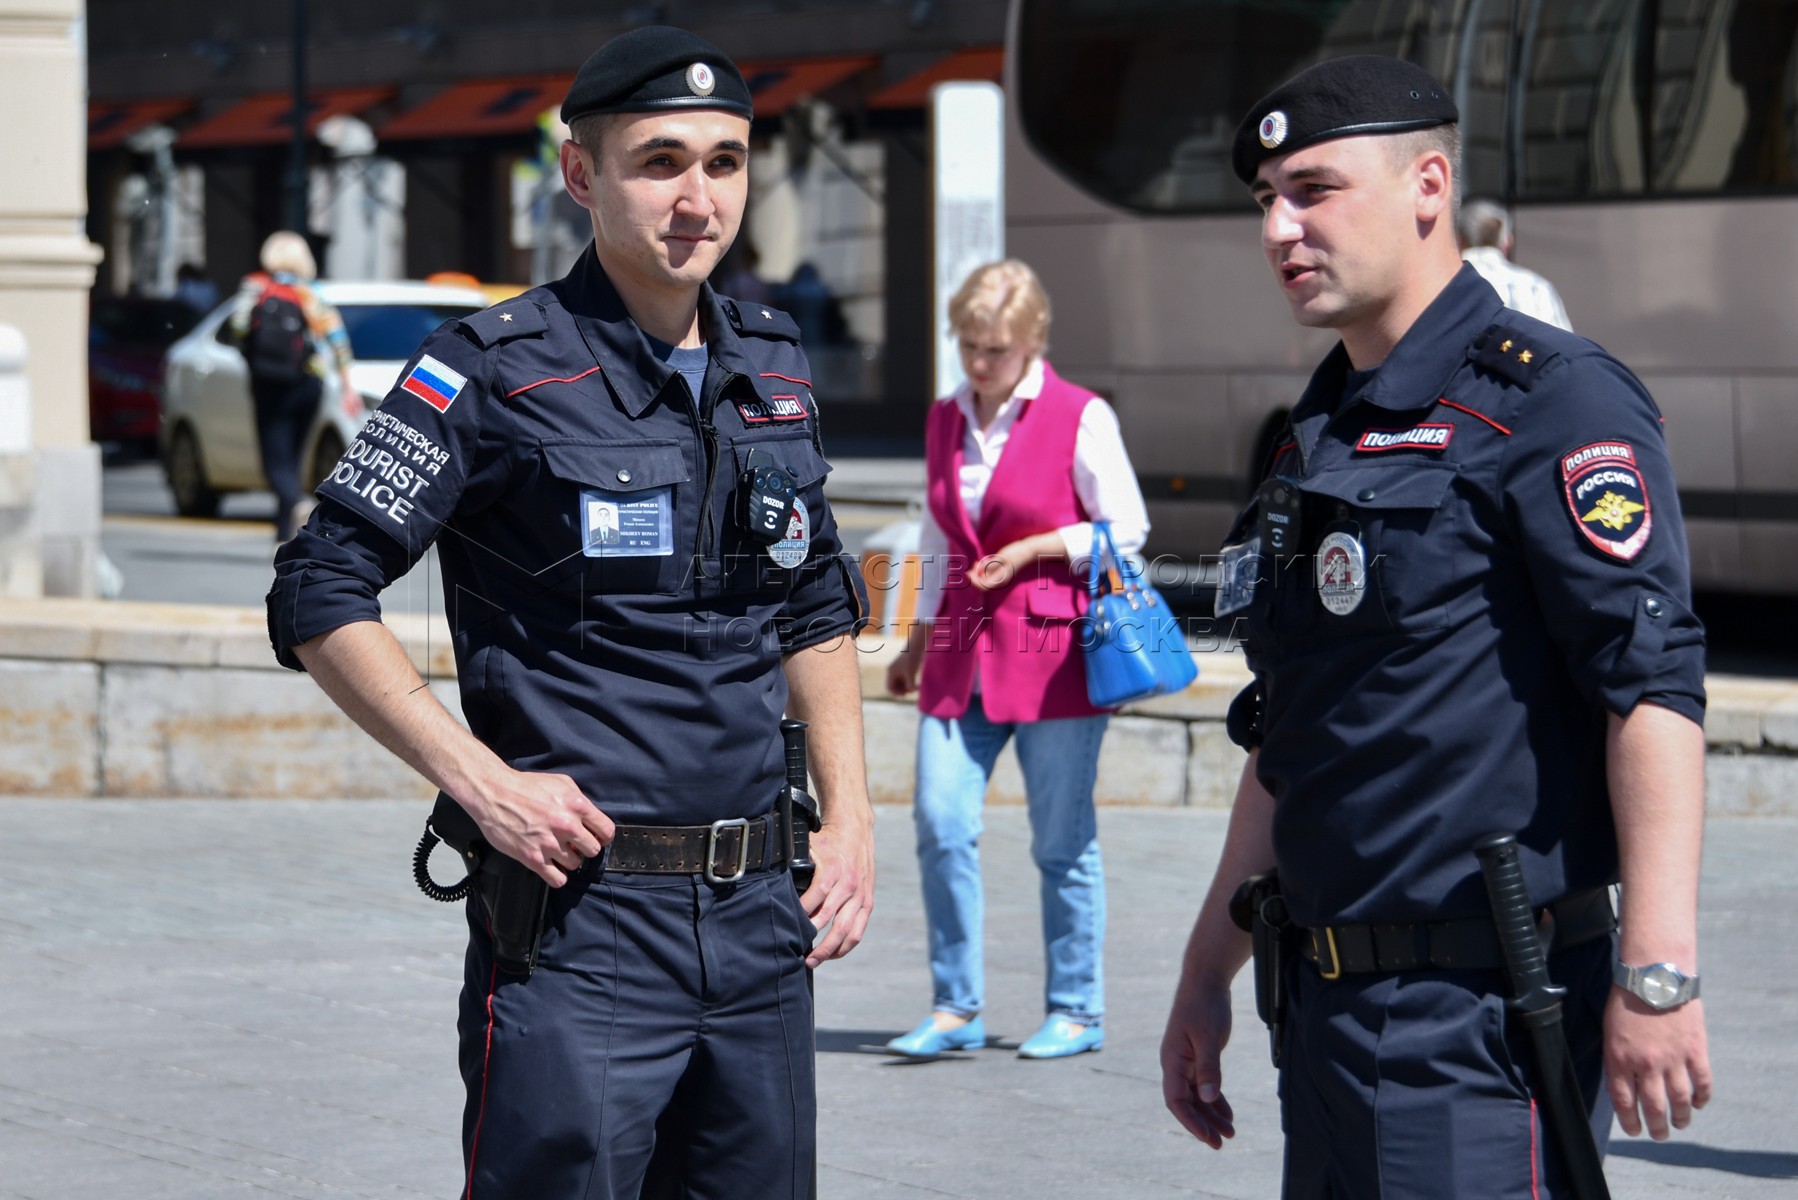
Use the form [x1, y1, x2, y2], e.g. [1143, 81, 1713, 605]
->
[229, 231, 353, 540]
[885, 260, 1150, 1059]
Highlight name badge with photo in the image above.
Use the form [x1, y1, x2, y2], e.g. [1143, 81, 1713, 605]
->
[581, 486, 674, 557]
[1215, 536, 1263, 617]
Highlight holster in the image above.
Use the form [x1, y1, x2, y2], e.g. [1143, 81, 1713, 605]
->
[1230, 871, 1294, 1068]
[429, 793, 550, 978]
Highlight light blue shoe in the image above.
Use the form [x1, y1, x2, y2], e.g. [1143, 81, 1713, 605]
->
[1017, 1016, 1103, 1059]
[883, 1015, 986, 1057]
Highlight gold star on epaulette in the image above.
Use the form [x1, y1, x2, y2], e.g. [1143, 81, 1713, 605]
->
[1518, 349, 1533, 364]
[1499, 339, 1513, 352]
[499, 312, 513, 323]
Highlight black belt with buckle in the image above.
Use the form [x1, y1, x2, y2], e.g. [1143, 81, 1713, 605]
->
[1300, 887, 1615, 979]
[606, 811, 790, 884]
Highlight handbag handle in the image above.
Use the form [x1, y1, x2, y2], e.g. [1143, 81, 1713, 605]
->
[1087, 521, 1148, 602]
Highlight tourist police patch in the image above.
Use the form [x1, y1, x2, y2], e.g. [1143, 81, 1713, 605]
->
[1561, 441, 1652, 560]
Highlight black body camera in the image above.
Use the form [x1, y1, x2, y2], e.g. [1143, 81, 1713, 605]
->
[735, 448, 798, 545]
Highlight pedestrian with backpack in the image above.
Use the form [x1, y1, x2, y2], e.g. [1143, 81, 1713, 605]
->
[229, 231, 353, 541]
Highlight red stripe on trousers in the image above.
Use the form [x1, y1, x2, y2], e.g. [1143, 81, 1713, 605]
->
[1529, 1096, 1542, 1200]
[465, 962, 499, 1200]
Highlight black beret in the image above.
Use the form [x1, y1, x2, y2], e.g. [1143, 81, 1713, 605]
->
[1233, 55, 1457, 184]
[561, 26, 753, 125]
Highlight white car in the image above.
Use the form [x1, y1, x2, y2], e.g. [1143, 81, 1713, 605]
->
[158, 279, 489, 517]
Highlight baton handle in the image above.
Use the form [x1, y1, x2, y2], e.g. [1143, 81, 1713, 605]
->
[1474, 832, 1562, 1013]
[780, 719, 815, 884]
[782, 718, 809, 793]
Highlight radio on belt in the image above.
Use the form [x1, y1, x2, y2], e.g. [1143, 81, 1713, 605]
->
[735, 447, 799, 545]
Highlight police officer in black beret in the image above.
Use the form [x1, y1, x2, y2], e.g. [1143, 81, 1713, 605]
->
[1159, 55, 1712, 1196]
[268, 25, 874, 1197]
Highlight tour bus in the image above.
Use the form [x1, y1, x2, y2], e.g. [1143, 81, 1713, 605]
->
[1005, 0, 1798, 593]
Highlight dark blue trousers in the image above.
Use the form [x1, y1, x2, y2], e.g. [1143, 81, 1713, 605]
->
[457, 866, 815, 1199]
[249, 374, 319, 539]
[1279, 935, 1615, 1199]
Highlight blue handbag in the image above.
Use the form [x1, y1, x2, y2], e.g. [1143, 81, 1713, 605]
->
[1081, 522, 1199, 708]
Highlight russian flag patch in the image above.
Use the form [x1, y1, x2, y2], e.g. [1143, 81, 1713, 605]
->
[399, 354, 467, 413]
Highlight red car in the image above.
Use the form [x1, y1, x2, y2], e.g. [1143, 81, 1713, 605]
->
[89, 296, 201, 451]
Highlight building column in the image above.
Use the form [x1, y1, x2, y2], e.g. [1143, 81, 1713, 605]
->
[0, 0, 104, 597]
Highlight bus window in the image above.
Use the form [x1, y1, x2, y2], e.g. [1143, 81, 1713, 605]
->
[1517, 0, 1798, 198]
[1016, 0, 1510, 213]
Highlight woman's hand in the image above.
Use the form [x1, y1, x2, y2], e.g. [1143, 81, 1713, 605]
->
[970, 532, 1065, 591]
[884, 631, 928, 696]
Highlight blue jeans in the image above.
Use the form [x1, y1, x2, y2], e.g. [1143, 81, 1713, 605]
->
[912, 695, 1108, 1024]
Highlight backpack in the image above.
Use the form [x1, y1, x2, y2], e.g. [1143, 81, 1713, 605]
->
[243, 281, 311, 383]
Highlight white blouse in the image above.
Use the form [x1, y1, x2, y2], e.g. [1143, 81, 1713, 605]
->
[913, 358, 1151, 623]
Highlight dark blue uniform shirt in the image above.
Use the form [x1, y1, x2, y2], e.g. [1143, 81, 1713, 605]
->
[268, 246, 866, 827]
[1225, 265, 1705, 928]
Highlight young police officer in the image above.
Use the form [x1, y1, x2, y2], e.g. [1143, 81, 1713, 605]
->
[267, 27, 873, 1198]
[1159, 57, 1712, 1197]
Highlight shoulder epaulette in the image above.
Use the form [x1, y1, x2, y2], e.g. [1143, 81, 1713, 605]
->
[459, 298, 548, 349]
[1468, 323, 1558, 390]
[723, 298, 801, 342]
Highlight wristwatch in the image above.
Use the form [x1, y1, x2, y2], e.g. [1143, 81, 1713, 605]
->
[1612, 961, 1701, 1010]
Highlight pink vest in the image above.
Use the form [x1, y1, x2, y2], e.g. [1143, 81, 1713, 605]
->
[917, 362, 1105, 723]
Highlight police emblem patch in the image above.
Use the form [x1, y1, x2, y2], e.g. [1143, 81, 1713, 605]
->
[767, 500, 810, 568]
[1259, 110, 1289, 149]
[1315, 530, 1366, 615]
[1560, 441, 1652, 560]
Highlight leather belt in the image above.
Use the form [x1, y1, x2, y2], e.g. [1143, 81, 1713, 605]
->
[606, 812, 789, 883]
[1300, 887, 1614, 978]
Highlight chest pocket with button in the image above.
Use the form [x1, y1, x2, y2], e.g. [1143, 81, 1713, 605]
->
[539, 437, 693, 596]
[1281, 461, 1459, 638]
[721, 431, 830, 595]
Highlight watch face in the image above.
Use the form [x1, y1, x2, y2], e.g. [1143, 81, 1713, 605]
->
[1640, 964, 1684, 1009]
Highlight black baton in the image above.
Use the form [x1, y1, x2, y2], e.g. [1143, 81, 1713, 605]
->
[779, 718, 819, 1200]
[781, 718, 817, 890]
[1474, 832, 1612, 1200]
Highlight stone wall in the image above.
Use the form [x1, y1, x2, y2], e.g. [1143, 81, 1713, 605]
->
[3, 597, 1795, 813]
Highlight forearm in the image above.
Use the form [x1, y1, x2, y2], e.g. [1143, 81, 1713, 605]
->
[783, 633, 872, 828]
[1013, 529, 1069, 564]
[1607, 702, 1705, 969]
[293, 620, 508, 810]
[1179, 754, 1277, 988]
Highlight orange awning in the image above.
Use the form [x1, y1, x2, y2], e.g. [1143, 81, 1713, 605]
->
[378, 75, 573, 141]
[89, 99, 193, 150]
[868, 47, 1004, 110]
[739, 56, 876, 117]
[178, 87, 394, 149]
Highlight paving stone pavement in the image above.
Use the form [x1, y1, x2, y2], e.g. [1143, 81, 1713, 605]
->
[1, 799, 1793, 1199]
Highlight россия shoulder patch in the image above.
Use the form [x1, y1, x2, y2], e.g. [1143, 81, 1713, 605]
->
[1560, 441, 1651, 560]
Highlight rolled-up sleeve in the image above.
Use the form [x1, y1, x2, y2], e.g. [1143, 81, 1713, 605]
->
[267, 505, 416, 669]
[1500, 353, 1705, 724]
